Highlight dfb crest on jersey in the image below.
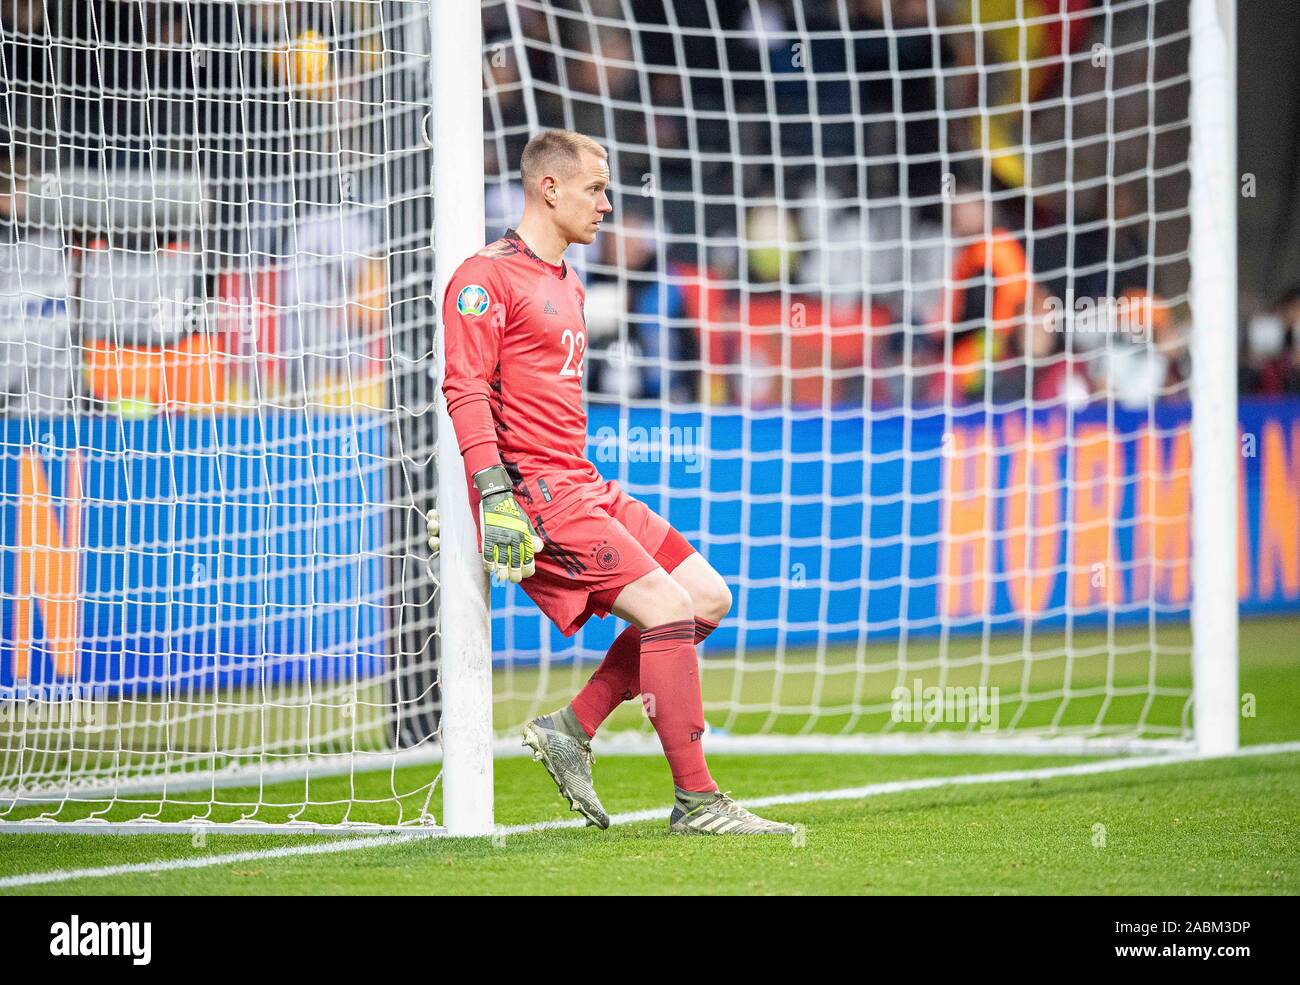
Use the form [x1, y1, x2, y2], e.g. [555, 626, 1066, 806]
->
[456, 284, 490, 317]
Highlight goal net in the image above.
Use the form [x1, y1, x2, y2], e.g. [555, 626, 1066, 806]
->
[0, 0, 1235, 833]
[1, 0, 440, 829]
[480, 0, 1232, 756]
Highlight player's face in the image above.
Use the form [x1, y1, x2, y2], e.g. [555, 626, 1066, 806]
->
[557, 153, 613, 246]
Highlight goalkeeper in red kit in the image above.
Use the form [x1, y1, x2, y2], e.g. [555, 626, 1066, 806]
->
[430, 130, 794, 835]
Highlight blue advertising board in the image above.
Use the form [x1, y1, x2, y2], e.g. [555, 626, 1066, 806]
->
[3, 398, 1298, 689]
[1, 413, 389, 694]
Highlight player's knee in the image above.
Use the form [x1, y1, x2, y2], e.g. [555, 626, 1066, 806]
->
[654, 578, 694, 625]
[696, 575, 732, 623]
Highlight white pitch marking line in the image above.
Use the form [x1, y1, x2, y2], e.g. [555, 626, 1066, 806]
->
[3, 741, 1298, 890]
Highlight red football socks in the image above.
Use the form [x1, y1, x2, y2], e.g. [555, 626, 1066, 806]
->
[633, 619, 717, 793]
[570, 624, 640, 737]
[571, 617, 718, 737]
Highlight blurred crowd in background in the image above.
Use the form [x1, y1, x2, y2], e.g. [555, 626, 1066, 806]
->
[0, 0, 1295, 417]
[0, 0, 397, 414]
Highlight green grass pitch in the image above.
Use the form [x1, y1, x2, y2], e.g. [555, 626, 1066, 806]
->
[1, 617, 1298, 895]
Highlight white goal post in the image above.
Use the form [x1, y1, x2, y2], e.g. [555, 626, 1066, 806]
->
[0, 0, 1237, 837]
[1187, 0, 1237, 757]
[433, 0, 494, 837]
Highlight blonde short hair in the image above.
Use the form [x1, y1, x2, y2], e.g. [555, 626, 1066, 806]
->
[519, 130, 607, 192]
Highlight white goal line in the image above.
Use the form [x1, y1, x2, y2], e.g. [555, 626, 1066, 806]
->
[2, 741, 1296, 890]
[0, 731, 1189, 810]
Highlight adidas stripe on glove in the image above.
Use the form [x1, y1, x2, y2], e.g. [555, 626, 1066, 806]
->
[473, 465, 544, 584]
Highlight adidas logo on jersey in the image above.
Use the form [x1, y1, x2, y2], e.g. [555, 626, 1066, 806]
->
[543, 300, 558, 314]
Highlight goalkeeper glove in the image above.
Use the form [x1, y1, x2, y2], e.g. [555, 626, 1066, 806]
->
[425, 507, 441, 555]
[473, 465, 543, 584]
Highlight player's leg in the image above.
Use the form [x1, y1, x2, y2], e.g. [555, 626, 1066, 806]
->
[569, 546, 729, 737]
[527, 562, 707, 831]
[569, 522, 726, 738]
[605, 565, 714, 785]
[519, 569, 677, 831]
[666, 550, 733, 642]
[608, 567, 794, 835]
[518, 494, 665, 829]
[607, 564, 692, 628]
[523, 484, 793, 835]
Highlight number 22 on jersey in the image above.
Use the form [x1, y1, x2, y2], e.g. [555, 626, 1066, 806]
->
[560, 328, 586, 378]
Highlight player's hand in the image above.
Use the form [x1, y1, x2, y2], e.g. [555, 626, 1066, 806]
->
[473, 465, 544, 584]
[425, 508, 441, 555]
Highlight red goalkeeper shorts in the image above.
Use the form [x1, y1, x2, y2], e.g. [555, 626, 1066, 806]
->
[520, 478, 696, 637]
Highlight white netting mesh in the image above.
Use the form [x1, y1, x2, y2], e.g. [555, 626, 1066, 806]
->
[1, 0, 441, 826]
[482, 0, 1197, 749]
[1, 0, 1209, 831]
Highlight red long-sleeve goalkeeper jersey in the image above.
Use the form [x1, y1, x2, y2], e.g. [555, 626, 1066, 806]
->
[441, 228, 599, 512]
